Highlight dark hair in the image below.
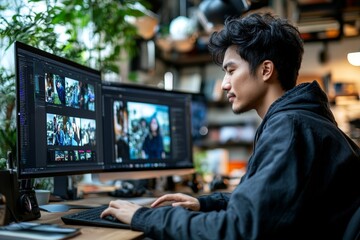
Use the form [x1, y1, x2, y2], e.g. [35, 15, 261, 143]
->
[148, 116, 161, 137]
[208, 12, 304, 90]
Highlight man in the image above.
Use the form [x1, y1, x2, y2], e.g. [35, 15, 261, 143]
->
[101, 12, 360, 239]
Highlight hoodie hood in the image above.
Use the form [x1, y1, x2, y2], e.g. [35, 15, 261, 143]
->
[254, 81, 337, 144]
[263, 80, 336, 125]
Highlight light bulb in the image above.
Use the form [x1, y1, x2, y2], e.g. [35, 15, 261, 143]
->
[347, 52, 360, 66]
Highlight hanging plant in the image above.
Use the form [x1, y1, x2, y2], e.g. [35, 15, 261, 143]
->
[0, 0, 150, 73]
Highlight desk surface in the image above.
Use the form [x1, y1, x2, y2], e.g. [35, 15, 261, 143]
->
[31, 194, 156, 240]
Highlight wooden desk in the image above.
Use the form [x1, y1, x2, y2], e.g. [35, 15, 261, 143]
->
[31, 194, 151, 240]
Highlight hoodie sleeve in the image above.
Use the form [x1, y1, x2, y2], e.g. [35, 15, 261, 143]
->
[198, 192, 231, 212]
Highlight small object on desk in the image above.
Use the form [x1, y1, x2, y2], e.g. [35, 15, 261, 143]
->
[108, 180, 146, 198]
[108, 187, 145, 198]
[0, 222, 81, 240]
[39, 204, 94, 213]
[49, 194, 65, 202]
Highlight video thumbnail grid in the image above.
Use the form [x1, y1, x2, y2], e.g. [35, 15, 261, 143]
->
[44, 72, 95, 111]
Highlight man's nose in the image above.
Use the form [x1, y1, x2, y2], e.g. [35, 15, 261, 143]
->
[222, 76, 231, 90]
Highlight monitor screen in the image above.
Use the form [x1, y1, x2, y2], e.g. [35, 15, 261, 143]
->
[15, 41, 104, 179]
[101, 82, 194, 174]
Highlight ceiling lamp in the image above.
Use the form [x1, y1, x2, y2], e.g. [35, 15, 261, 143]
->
[347, 51, 360, 66]
[198, 0, 251, 25]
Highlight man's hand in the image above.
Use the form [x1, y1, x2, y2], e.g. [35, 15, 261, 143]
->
[151, 193, 200, 211]
[100, 200, 142, 224]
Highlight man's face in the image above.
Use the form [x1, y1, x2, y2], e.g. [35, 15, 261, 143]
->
[221, 45, 266, 114]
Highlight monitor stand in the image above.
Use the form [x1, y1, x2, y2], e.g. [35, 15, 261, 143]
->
[53, 176, 80, 200]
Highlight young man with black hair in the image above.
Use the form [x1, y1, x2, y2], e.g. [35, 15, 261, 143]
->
[101, 12, 360, 239]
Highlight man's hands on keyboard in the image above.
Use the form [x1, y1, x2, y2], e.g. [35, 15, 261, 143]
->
[61, 205, 131, 229]
[102, 214, 122, 223]
[151, 193, 200, 211]
[61, 197, 156, 229]
[100, 200, 142, 225]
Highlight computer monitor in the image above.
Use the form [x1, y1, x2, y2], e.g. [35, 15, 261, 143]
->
[100, 82, 194, 180]
[15, 41, 104, 179]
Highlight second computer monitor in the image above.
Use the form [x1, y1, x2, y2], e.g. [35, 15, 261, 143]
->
[102, 82, 194, 174]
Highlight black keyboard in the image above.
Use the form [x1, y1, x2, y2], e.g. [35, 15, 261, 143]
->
[61, 205, 130, 229]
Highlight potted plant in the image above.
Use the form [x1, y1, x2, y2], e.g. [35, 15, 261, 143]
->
[33, 178, 53, 205]
[0, 67, 16, 161]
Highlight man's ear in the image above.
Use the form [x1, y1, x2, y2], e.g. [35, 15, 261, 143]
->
[261, 60, 274, 82]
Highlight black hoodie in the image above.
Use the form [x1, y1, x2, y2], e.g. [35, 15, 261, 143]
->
[132, 81, 360, 240]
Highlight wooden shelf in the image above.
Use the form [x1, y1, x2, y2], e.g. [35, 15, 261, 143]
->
[157, 51, 212, 68]
[194, 140, 253, 149]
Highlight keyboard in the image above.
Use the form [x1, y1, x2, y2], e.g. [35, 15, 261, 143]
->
[61, 197, 156, 229]
[61, 205, 130, 229]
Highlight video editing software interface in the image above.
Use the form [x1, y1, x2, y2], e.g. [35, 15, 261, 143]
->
[102, 83, 194, 172]
[15, 42, 104, 178]
[15, 42, 194, 179]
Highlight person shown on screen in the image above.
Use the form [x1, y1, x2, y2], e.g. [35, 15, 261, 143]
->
[64, 121, 71, 146]
[55, 80, 66, 105]
[54, 123, 65, 146]
[114, 103, 130, 160]
[66, 124, 78, 146]
[87, 86, 95, 110]
[52, 116, 57, 145]
[45, 73, 54, 103]
[70, 82, 80, 108]
[78, 81, 86, 109]
[141, 116, 165, 159]
[138, 118, 148, 139]
[100, 12, 360, 239]
[82, 124, 90, 146]
[71, 117, 81, 145]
